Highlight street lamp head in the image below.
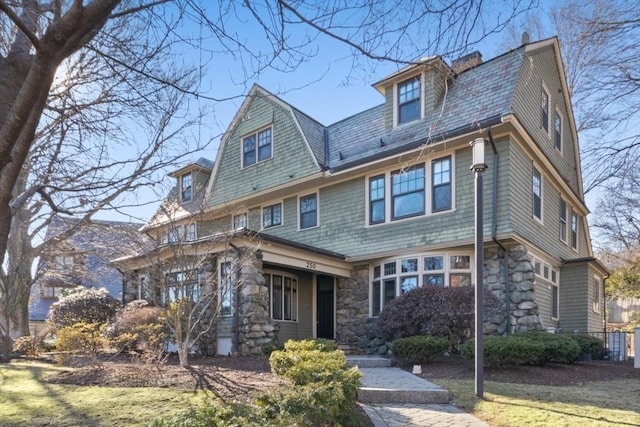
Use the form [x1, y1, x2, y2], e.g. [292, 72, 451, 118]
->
[470, 138, 488, 172]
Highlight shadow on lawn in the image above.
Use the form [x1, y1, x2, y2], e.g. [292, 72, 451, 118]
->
[184, 365, 269, 402]
[1, 363, 100, 426]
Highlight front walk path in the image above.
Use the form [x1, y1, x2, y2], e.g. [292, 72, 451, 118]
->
[347, 356, 490, 427]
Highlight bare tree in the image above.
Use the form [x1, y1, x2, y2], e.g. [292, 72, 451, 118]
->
[1, 1, 534, 341]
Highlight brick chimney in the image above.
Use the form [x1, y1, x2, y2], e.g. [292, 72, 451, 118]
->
[451, 51, 482, 74]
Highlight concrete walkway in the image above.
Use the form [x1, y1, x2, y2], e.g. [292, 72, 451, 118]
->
[348, 356, 490, 427]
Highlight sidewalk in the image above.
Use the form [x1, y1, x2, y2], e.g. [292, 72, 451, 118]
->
[348, 356, 490, 427]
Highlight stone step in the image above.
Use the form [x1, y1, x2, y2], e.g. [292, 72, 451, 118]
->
[357, 367, 450, 404]
[346, 355, 392, 368]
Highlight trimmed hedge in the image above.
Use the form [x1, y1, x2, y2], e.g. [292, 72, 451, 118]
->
[461, 335, 546, 367]
[570, 335, 604, 360]
[391, 336, 450, 363]
[520, 331, 580, 364]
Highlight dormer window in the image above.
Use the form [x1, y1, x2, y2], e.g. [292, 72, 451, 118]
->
[181, 172, 192, 202]
[397, 76, 421, 124]
[243, 127, 272, 167]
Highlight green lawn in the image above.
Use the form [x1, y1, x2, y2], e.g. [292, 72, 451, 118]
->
[0, 362, 210, 427]
[436, 378, 640, 427]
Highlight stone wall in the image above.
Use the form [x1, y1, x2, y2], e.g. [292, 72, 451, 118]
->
[235, 250, 278, 355]
[335, 265, 371, 350]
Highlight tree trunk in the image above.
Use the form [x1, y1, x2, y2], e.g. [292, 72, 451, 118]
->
[177, 341, 189, 367]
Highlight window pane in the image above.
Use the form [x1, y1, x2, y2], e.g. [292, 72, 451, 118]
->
[284, 277, 292, 320]
[373, 265, 381, 279]
[300, 194, 317, 229]
[181, 173, 192, 202]
[220, 263, 233, 316]
[424, 256, 444, 271]
[371, 200, 385, 224]
[392, 166, 424, 219]
[292, 280, 298, 321]
[542, 89, 549, 131]
[533, 169, 542, 219]
[272, 275, 282, 320]
[559, 198, 567, 241]
[384, 279, 396, 308]
[384, 262, 396, 276]
[554, 112, 562, 150]
[372, 280, 381, 316]
[423, 274, 444, 287]
[450, 273, 471, 287]
[401, 258, 418, 273]
[450, 255, 470, 270]
[398, 78, 421, 124]
[401, 276, 417, 293]
[258, 128, 272, 161]
[433, 183, 451, 212]
[243, 136, 256, 166]
[369, 176, 385, 224]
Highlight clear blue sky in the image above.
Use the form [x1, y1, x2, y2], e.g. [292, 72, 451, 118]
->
[100, 1, 587, 225]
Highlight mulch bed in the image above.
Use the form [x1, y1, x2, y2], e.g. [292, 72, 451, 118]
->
[411, 354, 640, 386]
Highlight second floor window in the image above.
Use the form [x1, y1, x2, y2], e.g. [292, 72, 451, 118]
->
[532, 167, 542, 221]
[397, 77, 421, 124]
[299, 193, 318, 229]
[233, 213, 247, 230]
[367, 155, 454, 225]
[243, 127, 272, 167]
[263, 203, 282, 228]
[559, 198, 567, 243]
[54, 256, 74, 271]
[181, 172, 192, 202]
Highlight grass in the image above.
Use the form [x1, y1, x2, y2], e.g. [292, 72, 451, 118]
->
[0, 361, 210, 426]
[435, 378, 640, 427]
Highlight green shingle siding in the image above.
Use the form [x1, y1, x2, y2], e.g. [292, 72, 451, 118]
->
[512, 47, 580, 195]
[559, 264, 588, 332]
[210, 95, 320, 207]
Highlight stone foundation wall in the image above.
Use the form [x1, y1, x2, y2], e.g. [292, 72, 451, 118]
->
[335, 265, 370, 349]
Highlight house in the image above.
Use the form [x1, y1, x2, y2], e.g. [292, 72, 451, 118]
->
[29, 216, 148, 335]
[114, 37, 608, 356]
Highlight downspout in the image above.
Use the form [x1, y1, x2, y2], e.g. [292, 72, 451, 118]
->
[229, 242, 242, 355]
[488, 129, 511, 333]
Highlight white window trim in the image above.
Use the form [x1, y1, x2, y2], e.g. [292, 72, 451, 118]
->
[185, 223, 197, 241]
[365, 154, 456, 227]
[180, 172, 193, 203]
[369, 252, 473, 317]
[532, 255, 560, 321]
[241, 125, 273, 169]
[264, 269, 299, 323]
[219, 260, 235, 317]
[261, 202, 284, 230]
[298, 191, 319, 231]
[393, 73, 424, 127]
[570, 210, 579, 252]
[559, 197, 568, 244]
[554, 106, 563, 154]
[232, 212, 248, 230]
[542, 82, 551, 135]
[592, 275, 602, 313]
[532, 166, 544, 224]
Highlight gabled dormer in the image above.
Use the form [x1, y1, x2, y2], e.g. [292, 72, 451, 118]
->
[372, 56, 453, 129]
[168, 157, 214, 205]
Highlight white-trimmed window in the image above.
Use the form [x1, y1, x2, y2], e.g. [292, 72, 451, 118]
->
[532, 167, 542, 221]
[181, 172, 192, 202]
[370, 253, 472, 316]
[44, 286, 65, 298]
[532, 256, 559, 320]
[541, 85, 550, 132]
[233, 213, 248, 230]
[54, 255, 74, 271]
[299, 193, 318, 229]
[554, 109, 562, 151]
[185, 224, 196, 241]
[570, 211, 579, 251]
[593, 275, 601, 313]
[367, 155, 454, 225]
[559, 198, 567, 243]
[397, 76, 421, 125]
[166, 271, 200, 304]
[263, 203, 282, 228]
[264, 271, 298, 321]
[242, 127, 272, 167]
[219, 261, 234, 316]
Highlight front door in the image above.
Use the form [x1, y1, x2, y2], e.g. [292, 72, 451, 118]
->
[316, 275, 334, 339]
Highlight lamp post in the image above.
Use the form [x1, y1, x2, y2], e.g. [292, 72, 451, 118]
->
[470, 138, 487, 399]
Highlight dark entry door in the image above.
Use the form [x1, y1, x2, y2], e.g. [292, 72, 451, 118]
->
[316, 275, 334, 339]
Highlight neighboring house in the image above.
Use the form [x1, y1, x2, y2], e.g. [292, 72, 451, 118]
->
[29, 216, 148, 335]
[115, 37, 608, 356]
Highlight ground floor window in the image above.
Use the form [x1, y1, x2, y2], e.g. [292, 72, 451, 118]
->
[219, 262, 234, 316]
[370, 253, 472, 316]
[264, 270, 298, 321]
[165, 270, 201, 304]
[532, 255, 559, 321]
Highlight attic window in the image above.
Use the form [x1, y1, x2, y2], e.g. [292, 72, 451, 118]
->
[397, 77, 421, 124]
[181, 172, 192, 202]
[541, 85, 550, 133]
[243, 127, 272, 167]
